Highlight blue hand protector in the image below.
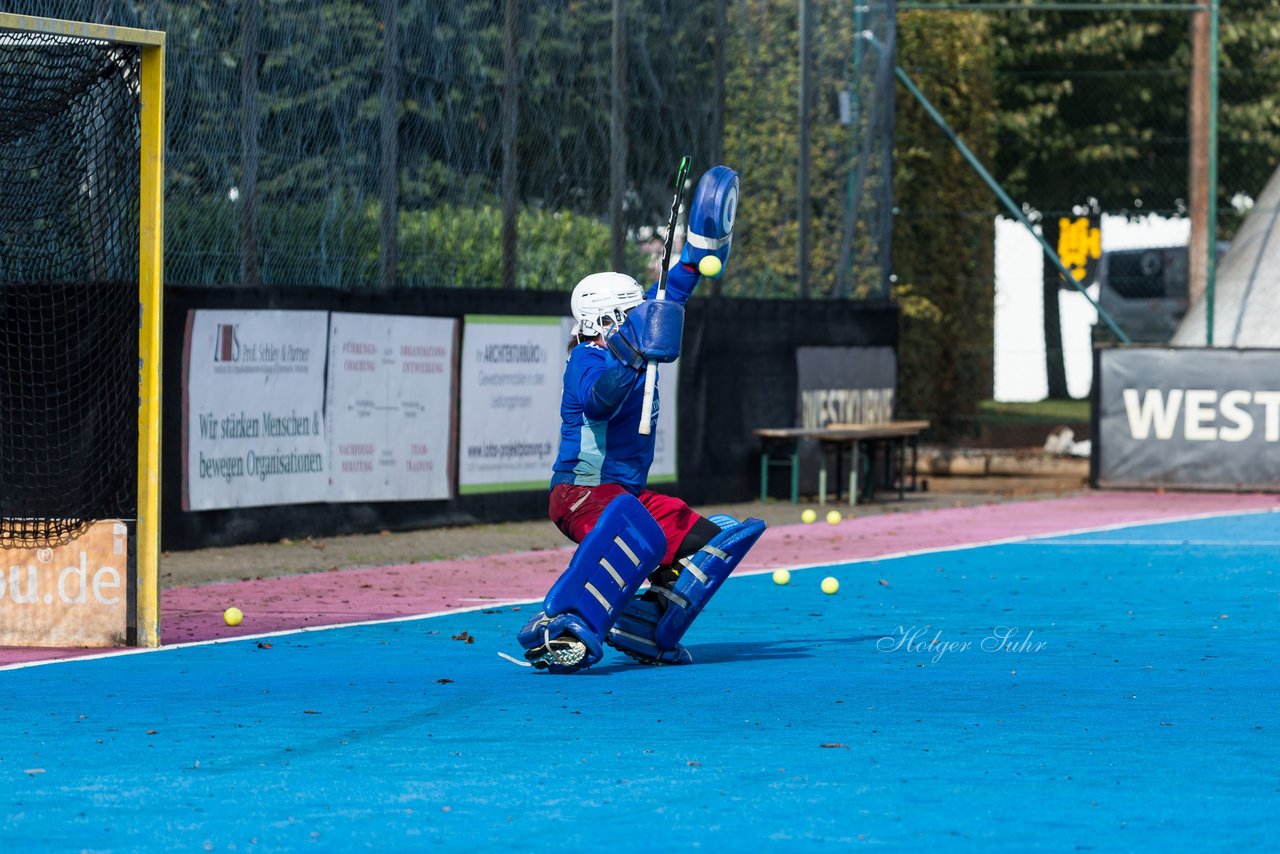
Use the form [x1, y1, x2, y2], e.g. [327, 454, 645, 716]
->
[678, 165, 739, 272]
[606, 299, 684, 370]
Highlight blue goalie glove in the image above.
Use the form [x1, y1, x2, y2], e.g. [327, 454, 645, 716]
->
[679, 165, 739, 273]
[606, 299, 685, 371]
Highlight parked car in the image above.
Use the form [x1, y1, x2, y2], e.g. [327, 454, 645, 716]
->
[1092, 242, 1229, 344]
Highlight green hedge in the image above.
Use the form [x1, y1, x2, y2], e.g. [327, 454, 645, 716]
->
[165, 198, 649, 289]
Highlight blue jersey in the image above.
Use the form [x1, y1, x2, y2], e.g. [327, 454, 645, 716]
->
[550, 342, 657, 493]
[550, 263, 699, 494]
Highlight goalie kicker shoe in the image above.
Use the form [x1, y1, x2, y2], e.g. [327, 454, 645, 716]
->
[522, 627, 589, 671]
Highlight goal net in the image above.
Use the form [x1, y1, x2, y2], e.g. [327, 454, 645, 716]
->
[0, 14, 163, 647]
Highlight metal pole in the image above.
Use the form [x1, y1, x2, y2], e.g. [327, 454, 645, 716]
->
[1206, 0, 1219, 345]
[834, 1, 866, 299]
[901, 2, 1206, 11]
[1187, 1, 1209, 311]
[797, 0, 812, 298]
[610, 0, 627, 272]
[501, 0, 520, 289]
[709, 0, 728, 296]
[378, 0, 401, 290]
[239, 0, 260, 288]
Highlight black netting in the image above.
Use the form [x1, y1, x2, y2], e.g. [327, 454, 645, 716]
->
[0, 33, 140, 546]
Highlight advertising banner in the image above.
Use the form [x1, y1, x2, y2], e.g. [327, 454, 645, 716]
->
[0, 521, 128, 647]
[458, 316, 565, 493]
[327, 313, 458, 502]
[648, 358, 679, 483]
[183, 310, 330, 510]
[458, 316, 680, 493]
[796, 346, 897, 428]
[1096, 347, 1280, 489]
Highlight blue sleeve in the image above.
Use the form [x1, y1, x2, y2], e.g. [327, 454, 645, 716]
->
[644, 260, 700, 306]
[570, 345, 638, 421]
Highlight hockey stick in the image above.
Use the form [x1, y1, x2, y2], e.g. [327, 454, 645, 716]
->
[638, 154, 692, 436]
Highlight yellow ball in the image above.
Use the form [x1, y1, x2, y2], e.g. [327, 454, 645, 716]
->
[821, 576, 840, 595]
[826, 510, 842, 525]
[223, 606, 243, 627]
[697, 255, 723, 278]
[800, 508, 817, 524]
[772, 568, 791, 586]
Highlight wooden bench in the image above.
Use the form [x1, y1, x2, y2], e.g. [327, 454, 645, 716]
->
[753, 420, 930, 506]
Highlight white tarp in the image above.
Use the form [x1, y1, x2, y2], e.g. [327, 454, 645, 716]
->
[1174, 165, 1280, 347]
[326, 313, 457, 502]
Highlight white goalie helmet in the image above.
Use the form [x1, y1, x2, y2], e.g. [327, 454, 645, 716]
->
[570, 272, 645, 338]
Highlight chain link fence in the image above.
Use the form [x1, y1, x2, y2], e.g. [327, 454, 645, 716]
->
[8, 0, 893, 299]
[8, 1, 1279, 435]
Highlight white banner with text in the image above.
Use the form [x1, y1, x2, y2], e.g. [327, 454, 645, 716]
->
[183, 310, 330, 510]
[326, 313, 457, 502]
[458, 315, 565, 493]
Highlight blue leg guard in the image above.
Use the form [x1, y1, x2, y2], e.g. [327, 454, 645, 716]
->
[607, 514, 766, 665]
[516, 493, 665, 673]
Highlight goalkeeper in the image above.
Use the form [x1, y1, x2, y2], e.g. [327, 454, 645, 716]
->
[510, 166, 767, 673]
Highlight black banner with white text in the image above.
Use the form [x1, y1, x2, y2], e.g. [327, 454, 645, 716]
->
[1094, 347, 1280, 490]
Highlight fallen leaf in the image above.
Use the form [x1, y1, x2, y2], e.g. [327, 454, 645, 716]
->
[303, 710, 321, 715]
[146, 729, 158, 735]
[878, 579, 890, 586]
[820, 743, 850, 750]
[257, 642, 272, 649]
[437, 678, 454, 684]
[687, 761, 702, 766]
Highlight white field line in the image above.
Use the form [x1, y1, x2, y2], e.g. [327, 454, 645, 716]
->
[0, 599, 534, 672]
[731, 504, 1280, 578]
[1011, 538, 1280, 547]
[4, 505, 1274, 672]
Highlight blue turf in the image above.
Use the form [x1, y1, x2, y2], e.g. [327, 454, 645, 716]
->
[2, 511, 1278, 851]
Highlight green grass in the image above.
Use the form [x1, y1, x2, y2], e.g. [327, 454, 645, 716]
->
[977, 399, 1090, 423]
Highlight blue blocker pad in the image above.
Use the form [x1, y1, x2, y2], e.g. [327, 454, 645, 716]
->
[680, 165, 739, 268]
[517, 493, 665, 672]
[608, 515, 766, 664]
[607, 299, 685, 369]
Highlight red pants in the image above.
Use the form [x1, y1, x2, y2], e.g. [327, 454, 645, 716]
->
[549, 482, 701, 566]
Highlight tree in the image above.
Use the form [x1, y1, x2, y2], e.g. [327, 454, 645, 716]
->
[893, 11, 998, 432]
[992, 2, 1280, 234]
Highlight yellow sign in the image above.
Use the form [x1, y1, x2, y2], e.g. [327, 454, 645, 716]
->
[0, 521, 129, 647]
[1057, 216, 1102, 282]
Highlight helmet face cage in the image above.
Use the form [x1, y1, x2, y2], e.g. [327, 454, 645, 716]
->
[571, 273, 644, 338]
